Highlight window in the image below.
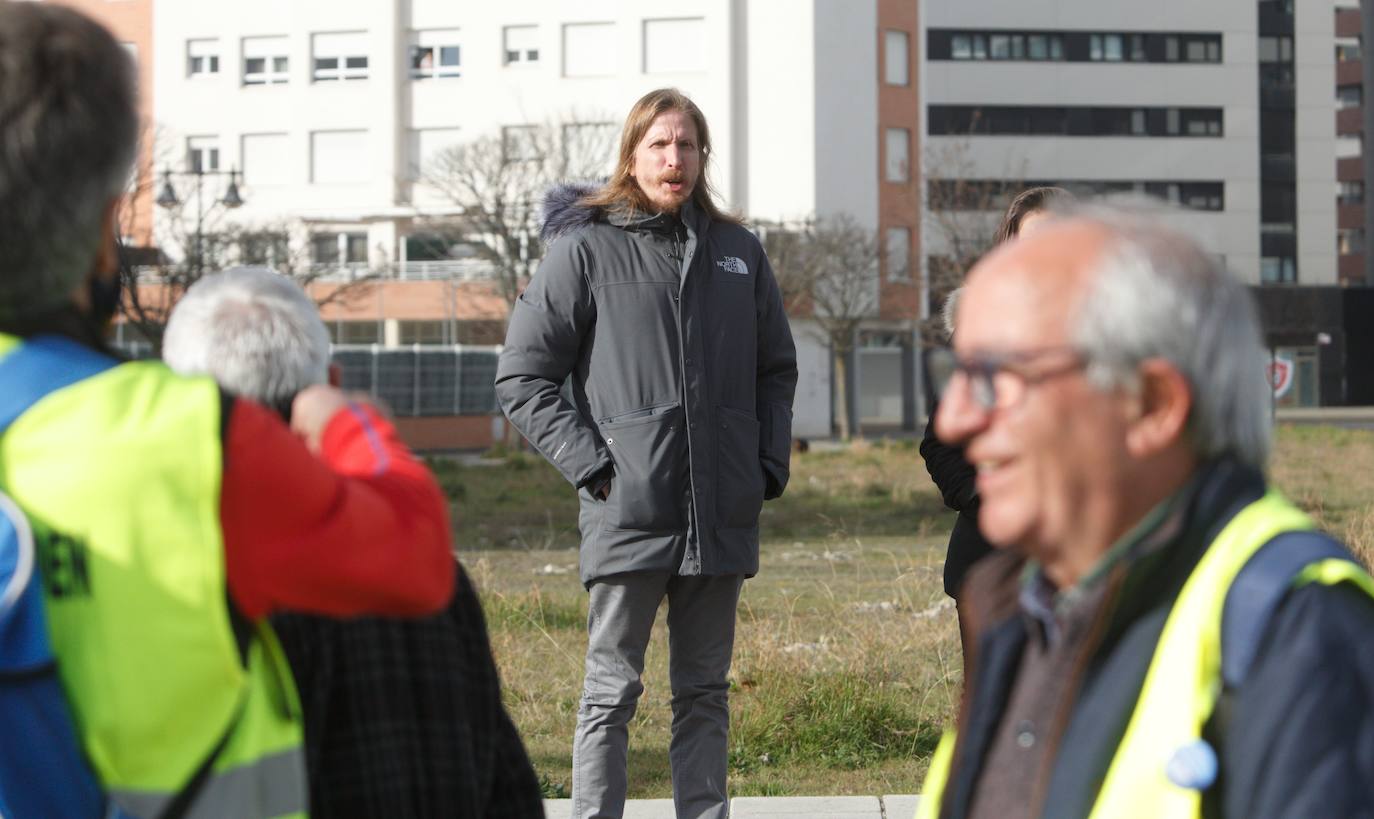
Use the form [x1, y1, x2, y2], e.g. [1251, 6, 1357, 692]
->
[1260, 256, 1296, 284]
[931, 29, 1217, 63]
[929, 105, 1222, 137]
[1179, 35, 1222, 63]
[329, 321, 382, 344]
[644, 18, 705, 74]
[1258, 36, 1293, 63]
[504, 25, 539, 65]
[408, 127, 462, 180]
[187, 39, 219, 77]
[241, 133, 288, 186]
[1338, 228, 1365, 255]
[311, 130, 368, 183]
[1337, 41, 1362, 62]
[884, 30, 909, 85]
[885, 227, 911, 281]
[240, 232, 289, 267]
[885, 128, 909, 183]
[1339, 180, 1365, 204]
[563, 22, 616, 77]
[1090, 34, 1124, 61]
[312, 233, 339, 264]
[311, 232, 368, 265]
[398, 321, 448, 345]
[561, 121, 617, 175]
[1128, 34, 1147, 61]
[1179, 108, 1223, 136]
[404, 233, 455, 262]
[243, 36, 288, 85]
[313, 32, 368, 81]
[990, 34, 1025, 60]
[1177, 182, 1224, 211]
[410, 29, 460, 79]
[186, 136, 219, 172]
[501, 125, 540, 163]
[1338, 85, 1363, 110]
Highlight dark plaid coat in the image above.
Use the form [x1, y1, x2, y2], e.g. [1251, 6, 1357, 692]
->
[272, 563, 542, 818]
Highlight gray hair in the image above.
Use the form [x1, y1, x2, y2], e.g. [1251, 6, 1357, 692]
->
[941, 288, 961, 339]
[163, 267, 331, 407]
[0, 3, 139, 318]
[1068, 205, 1272, 469]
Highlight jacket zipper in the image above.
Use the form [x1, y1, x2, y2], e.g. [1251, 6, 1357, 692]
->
[675, 219, 701, 575]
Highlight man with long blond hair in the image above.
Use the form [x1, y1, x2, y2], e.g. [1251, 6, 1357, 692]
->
[497, 88, 797, 819]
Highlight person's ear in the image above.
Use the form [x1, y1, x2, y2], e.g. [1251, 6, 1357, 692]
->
[328, 362, 342, 388]
[1124, 359, 1192, 458]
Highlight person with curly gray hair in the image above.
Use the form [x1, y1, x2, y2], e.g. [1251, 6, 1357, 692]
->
[164, 266, 543, 818]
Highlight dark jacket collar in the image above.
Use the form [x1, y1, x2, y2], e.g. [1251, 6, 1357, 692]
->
[539, 182, 708, 243]
[943, 458, 1268, 819]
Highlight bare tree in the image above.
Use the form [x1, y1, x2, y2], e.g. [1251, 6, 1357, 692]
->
[119, 184, 376, 354]
[762, 214, 882, 441]
[414, 117, 617, 318]
[919, 137, 1026, 344]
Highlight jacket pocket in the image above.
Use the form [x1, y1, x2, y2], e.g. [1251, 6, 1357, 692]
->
[715, 405, 765, 529]
[600, 403, 686, 531]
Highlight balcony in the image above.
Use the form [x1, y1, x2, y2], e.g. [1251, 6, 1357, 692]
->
[1339, 156, 1364, 181]
[309, 260, 499, 282]
[1339, 203, 1365, 230]
[1338, 60, 1363, 87]
[1339, 253, 1366, 285]
[1337, 8, 1362, 39]
[1337, 106, 1364, 136]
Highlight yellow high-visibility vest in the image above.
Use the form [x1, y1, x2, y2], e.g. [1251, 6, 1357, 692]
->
[916, 490, 1374, 819]
[0, 334, 306, 818]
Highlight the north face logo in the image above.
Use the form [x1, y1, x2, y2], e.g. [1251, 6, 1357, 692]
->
[715, 256, 748, 276]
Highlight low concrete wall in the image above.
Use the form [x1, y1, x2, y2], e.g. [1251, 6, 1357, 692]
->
[392, 415, 499, 452]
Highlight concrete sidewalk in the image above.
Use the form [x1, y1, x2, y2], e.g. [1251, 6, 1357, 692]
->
[543, 795, 921, 818]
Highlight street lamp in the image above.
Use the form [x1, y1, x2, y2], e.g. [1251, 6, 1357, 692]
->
[155, 165, 244, 275]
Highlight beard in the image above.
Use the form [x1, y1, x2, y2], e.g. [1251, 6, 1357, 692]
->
[642, 172, 694, 214]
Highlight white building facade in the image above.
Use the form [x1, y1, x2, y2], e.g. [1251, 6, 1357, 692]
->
[919, 0, 1338, 286]
[151, 0, 905, 439]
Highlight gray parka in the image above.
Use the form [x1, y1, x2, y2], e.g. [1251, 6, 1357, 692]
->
[496, 184, 798, 585]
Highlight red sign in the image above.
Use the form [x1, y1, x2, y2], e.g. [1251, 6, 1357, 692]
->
[1266, 356, 1294, 399]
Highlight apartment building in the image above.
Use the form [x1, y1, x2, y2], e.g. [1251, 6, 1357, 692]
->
[920, 0, 1362, 407]
[147, 0, 920, 440]
[1336, 1, 1367, 285]
[921, 0, 1337, 287]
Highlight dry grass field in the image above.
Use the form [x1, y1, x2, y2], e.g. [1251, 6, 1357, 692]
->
[436, 425, 1374, 798]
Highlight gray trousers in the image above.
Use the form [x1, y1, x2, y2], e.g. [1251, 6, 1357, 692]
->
[572, 572, 744, 819]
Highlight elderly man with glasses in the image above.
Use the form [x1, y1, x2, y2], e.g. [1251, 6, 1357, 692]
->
[916, 205, 1374, 819]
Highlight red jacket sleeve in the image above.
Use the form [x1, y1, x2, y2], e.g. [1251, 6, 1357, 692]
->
[220, 398, 455, 620]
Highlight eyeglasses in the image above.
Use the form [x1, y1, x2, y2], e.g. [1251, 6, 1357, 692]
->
[925, 346, 1089, 410]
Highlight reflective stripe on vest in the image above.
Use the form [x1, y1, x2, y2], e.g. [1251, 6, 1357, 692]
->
[914, 731, 957, 819]
[1086, 491, 1316, 819]
[915, 490, 1374, 819]
[0, 338, 305, 817]
[112, 746, 305, 819]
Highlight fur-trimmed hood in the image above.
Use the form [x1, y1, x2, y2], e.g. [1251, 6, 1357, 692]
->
[539, 182, 602, 244]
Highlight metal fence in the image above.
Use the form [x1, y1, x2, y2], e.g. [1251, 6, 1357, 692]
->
[332, 344, 499, 416]
[112, 340, 501, 416]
